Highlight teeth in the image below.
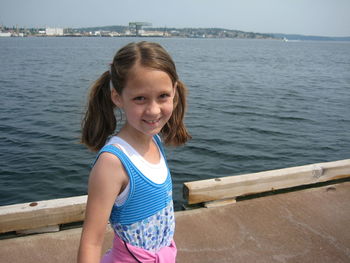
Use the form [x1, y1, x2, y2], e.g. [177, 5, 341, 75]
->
[145, 119, 158, 124]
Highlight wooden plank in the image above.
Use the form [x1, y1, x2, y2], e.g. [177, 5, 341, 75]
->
[183, 159, 350, 205]
[0, 195, 87, 234]
[1, 159, 349, 234]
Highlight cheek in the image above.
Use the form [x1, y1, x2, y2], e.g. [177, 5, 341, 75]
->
[164, 102, 174, 117]
[123, 105, 140, 119]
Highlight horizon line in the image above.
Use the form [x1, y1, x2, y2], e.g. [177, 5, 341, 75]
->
[1, 23, 349, 38]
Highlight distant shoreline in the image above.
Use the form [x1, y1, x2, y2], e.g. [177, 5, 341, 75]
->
[2, 35, 350, 42]
[1, 25, 349, 41]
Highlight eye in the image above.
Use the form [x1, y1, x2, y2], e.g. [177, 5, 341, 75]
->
[159, 93, 171, 99]
[133, 96, 146, 101]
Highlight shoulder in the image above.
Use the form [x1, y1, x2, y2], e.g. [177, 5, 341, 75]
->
[90, 151, 128, 193]
[94, 148, 122, 168]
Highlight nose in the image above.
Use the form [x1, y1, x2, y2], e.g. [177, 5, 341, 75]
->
[146, 100, 161, 116]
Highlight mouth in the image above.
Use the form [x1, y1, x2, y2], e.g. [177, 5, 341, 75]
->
[143, 118, 161, 125]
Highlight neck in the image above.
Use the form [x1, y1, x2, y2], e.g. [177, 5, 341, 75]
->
[117, 124, 155, 155]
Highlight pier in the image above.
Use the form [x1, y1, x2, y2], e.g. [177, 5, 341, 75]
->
[1, 159, 349, 262]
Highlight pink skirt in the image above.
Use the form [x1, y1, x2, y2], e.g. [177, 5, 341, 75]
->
[101, 234, 177, 263]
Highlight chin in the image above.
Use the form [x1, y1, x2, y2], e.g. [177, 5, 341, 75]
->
[145, 129, 162, 137]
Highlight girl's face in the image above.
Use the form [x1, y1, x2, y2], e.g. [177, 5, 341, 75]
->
[112, 64, 175, 138]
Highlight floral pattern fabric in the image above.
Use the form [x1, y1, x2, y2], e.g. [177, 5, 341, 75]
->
[112, 201, 175, 252]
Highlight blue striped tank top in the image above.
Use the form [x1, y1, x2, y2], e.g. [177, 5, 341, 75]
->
[95, 135, 175, 252]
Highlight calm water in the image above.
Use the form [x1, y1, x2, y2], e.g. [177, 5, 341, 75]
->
[0, 37, 349, 210]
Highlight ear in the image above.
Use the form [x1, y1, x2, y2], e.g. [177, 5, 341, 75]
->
[111, 88, 123, 108]
[173, 82, 177, 98]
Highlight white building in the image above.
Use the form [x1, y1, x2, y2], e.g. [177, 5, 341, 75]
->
[0, 31, 11, 37]
[45, 27, 64, 36]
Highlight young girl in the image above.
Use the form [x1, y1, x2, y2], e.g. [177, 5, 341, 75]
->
[78, 41, 191, 263]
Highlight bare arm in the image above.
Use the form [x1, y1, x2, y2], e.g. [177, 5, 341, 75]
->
[77, 152, 128, 263]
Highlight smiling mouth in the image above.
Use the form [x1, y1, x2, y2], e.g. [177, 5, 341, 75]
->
[143, 118, 160, 124]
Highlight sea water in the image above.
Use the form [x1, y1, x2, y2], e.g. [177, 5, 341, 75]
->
[0, 37, 349, 210]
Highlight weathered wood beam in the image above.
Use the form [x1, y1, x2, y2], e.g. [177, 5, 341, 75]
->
[184, 159, 350, 205]
[1, 159, 349, 234]
[0, 195, 87, 234]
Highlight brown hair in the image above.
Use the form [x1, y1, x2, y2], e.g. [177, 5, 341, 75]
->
[81, 41, 191, 151]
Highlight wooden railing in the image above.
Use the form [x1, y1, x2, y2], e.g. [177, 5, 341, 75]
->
[0, 195, 87, 234]
[1, 159, 349, 235]
[183, 159, 350, 205]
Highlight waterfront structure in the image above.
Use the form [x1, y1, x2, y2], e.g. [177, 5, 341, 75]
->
[0, 31, 11, 37]
[45, 27, 64, 36]
[0, 31, 24, 37]
[128, 22, 152, 36]
[0, 159, 349, 262]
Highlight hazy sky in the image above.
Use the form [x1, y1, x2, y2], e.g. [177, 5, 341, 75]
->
[1, 0, 349, 36]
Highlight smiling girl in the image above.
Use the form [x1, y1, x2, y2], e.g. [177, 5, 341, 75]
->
[78, 42, 191, 263]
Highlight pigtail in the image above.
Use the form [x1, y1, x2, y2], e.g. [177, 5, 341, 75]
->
[161, 80, 191, 146]
[81, 71, 116, 151]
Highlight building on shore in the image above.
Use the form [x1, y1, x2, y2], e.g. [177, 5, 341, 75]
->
[0, 31, 12, 37]
[45, 27, 64, 36]
[129, 22, 152, 36]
